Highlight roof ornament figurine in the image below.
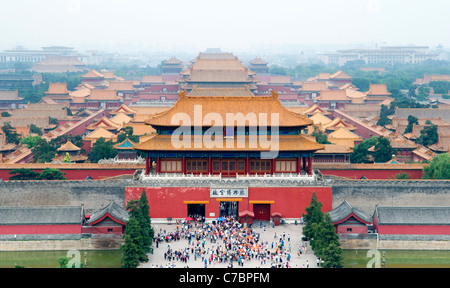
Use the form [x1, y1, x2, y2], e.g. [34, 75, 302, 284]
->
[270, 89, 279, 99]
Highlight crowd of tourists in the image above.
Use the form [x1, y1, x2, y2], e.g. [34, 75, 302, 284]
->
[151, 216, 312, 268]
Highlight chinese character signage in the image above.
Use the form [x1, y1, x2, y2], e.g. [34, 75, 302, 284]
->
[210, 188, 248, 198]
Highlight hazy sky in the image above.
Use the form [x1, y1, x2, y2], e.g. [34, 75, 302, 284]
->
[0, 0, 448, 53]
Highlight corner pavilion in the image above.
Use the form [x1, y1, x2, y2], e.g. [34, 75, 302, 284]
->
[128, 87, 332, 222]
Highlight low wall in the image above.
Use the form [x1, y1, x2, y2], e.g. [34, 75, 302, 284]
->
[0, 163, 142, 180]
[0, 238, 123, 251]
[0, 179, 133, 214]
[316, 163, 425, 180]
[332, 179, 450, 217]
[339, 234, 450, 250]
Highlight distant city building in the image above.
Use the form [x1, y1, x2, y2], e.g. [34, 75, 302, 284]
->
[1, 46, 77, 64]
[318, 46, 439, 66]
[32, 56, 88, 73]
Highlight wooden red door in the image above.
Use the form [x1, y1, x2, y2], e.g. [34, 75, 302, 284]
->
[253, 204, 270, 221]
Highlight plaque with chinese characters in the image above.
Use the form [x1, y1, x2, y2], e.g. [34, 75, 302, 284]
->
[210, 188, 248, 198]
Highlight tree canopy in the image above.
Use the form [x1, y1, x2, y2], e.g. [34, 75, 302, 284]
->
[121, 217, 144, 268]
[121, 191, 154, 267]
[350, 137, 379, 163]
[88, 138, 117, 163]
[9, 168, 40, 180]
[404, 115, 419, 134]
[373, 136, 394, 163]
[2, 123, 21, 145]
[302, 192, 343, 268]
[311, 126, 331, 144]
[422, 153, 450, 180]
[416, 120, 438, 146]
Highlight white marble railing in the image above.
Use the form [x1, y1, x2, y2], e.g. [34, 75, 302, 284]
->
[139, 170, 318, 183]
[99, 156, 145, 164]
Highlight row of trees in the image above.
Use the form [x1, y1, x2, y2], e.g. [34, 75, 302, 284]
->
[121, 191, 155, 268]
[9, 167, 66, 180]
[302, 192, 343, 268]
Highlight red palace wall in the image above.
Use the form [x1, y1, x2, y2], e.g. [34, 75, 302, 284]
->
[81, 226, 123, 235]
[336, 225, 368, 234]
[375, 225, 450, 235]
[125, 186, 332, 220]
[0, 225, 81, 235]
[0, 165, 138, 180]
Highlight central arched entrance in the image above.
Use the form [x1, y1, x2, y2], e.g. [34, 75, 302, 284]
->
[219, 201, 239, 219]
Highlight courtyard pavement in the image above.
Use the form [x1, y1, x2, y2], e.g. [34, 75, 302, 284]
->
[141, 221, 320, 268]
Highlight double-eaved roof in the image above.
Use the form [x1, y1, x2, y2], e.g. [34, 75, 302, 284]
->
[145, 88, 313, 128]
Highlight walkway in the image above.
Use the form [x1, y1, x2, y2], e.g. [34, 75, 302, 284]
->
[141, 221, 320, 268]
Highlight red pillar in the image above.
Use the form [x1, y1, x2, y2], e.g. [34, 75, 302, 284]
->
[145, 156, 150, 175]
[208, 157, 212, 174]
[182, 157, 186, 175]
[271, 158, 275, 175]
[156, 157, 161, 175]
[297, 157, 301, 174]
[245, 157, 250, 175]
[308, 156, 313, 175]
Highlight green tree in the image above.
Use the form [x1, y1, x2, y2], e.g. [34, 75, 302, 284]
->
[416, 120, 438, 146]
[320, 241, 344, 268]
[2, 122, 21, 145]
[302, 192, 324, 241]
[58, 257, 69, 268]
[311, 126, 331, 144]
[9, 168, 40, 180]
[88, 138, 117, 163]
[1, 111, 11, 117]
[30, 124, 43, 136]
[376, 104, 392, 127]
[38, 168, 67, 180]
[350, 137, 379, 163]
[428, 81, 450, 94]
[121, 217, 144, 268]
[126, 190, 154, 259]
[373, 136, 393, 163]
[404, 115, 419, 134]
[422, 153, 450, 179]
[20, 135, 42, 149]
[416, 86, 430, 101]
[49, 117, 59, 126]
[139, 190, 155, 253]
[313, 213, 343, 268]
[31, 138, 57, 163]
[63, 152, 71, 163]
[64, 107, 73, 116]
[117, 126, 140, 144]
[391, 172, 411, 180]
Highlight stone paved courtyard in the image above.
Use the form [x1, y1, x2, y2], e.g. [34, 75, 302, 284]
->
[141, 221, 320, 268]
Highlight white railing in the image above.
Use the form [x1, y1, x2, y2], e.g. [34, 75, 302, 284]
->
[99, 156, 145, 164]
[139, 170, 317, 182]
